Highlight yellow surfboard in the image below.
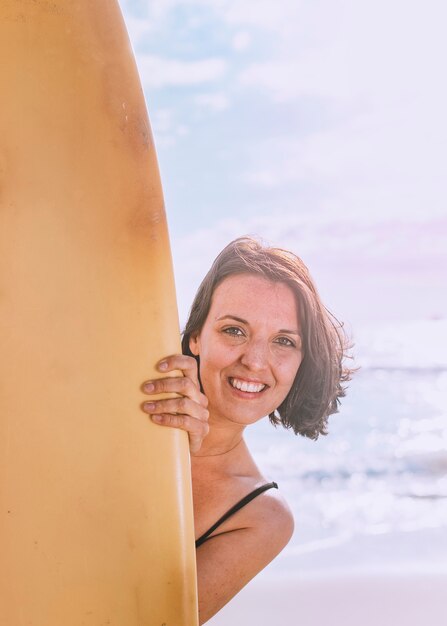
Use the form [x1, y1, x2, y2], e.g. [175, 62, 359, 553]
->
[0, 1, 198, 624]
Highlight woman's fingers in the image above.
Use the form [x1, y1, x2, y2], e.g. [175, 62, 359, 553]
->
[150, 413, 209, 453]
[143, 396, 209, 422]
[155, 354, 201, 387]
[142, 375, 208, 408]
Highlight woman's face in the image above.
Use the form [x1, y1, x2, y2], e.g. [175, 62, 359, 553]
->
[189, 273, 303, 426]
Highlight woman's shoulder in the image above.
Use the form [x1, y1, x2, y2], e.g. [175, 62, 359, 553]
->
[198, 476, 294, 550]
[236, 453, 295, 545]
[243, 482, 295, 547]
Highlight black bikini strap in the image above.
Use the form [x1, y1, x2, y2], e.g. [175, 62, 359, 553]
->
[195, 481, 278, 548]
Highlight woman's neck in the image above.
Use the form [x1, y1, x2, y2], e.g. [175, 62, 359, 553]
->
[191, 416, 246, 458]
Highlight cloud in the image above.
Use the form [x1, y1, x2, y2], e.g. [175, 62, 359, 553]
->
[136, 54, 227, 88]
[218, 0, 305, 31]
[231, 30, 252, 51]
[194, 92, 230, 112]
[237, 2, 447, 222]
[239, 53, 351, 103]
[241, 92, 447, 221]
[236, 0, 447, 106]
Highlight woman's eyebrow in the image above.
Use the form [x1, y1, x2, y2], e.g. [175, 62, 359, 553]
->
[216, 315, 248, 325]
[216, 315, 301, 336]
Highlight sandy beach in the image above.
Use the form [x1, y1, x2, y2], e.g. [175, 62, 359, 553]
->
[207, 572, 447, 626]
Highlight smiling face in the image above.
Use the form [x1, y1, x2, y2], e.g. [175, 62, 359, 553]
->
[189, 273, 303, 426]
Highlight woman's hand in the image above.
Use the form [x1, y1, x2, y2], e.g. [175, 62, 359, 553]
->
[142, 354, 209, 453]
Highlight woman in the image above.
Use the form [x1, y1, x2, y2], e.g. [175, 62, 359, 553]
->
[142, 237, 351, 624]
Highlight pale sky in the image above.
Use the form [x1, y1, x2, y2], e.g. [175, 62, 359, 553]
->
[120, 0, 447, 330]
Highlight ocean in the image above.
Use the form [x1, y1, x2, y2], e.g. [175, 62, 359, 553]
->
[245, 319, 447, 578]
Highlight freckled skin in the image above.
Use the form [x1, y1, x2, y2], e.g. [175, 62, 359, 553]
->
[189, 274, 303, 429]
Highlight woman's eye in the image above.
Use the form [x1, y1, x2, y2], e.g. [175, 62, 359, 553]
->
[275, 336, 295, 347]
[223, 326, 244, 337]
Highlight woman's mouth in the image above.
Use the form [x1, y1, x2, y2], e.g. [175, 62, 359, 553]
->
[228, 377, 267, 393]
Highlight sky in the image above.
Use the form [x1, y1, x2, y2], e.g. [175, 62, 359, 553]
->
[119, 0, 447, 335]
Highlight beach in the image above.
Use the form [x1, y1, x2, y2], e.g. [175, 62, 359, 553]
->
[207, 571, 447, 626]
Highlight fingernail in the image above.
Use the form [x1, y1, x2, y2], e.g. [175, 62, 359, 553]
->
[151, 415, 162, 423]
[158, 361, 168, 371]
[144, 383, 155, 392]
[144, 402, 156, 411]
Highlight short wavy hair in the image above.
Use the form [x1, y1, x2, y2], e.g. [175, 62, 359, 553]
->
[181, 237, 353, 440]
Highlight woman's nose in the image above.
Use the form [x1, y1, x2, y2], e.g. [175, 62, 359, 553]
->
[239, 339, 269, 371]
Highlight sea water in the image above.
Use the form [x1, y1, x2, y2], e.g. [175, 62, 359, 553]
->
[245, 319, 447, 578]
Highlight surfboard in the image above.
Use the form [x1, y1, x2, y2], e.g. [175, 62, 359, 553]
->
[0, 1, 198, 624]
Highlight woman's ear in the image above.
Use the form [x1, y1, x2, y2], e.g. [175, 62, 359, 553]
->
[189, 333, 200, 356]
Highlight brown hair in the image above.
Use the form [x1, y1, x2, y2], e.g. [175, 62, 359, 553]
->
[181, 236, 353, 440]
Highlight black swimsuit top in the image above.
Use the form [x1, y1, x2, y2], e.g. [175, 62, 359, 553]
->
[195, 481, 278, 548]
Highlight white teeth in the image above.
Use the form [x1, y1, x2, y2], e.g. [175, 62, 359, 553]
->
[230, 378, 266, 393]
